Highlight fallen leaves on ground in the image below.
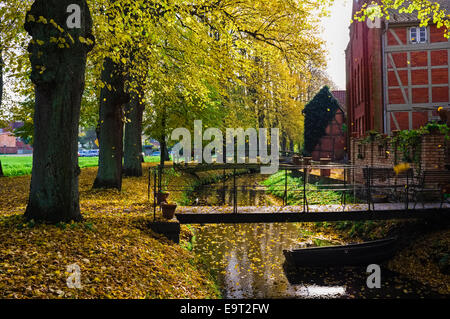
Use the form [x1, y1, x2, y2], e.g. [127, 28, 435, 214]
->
[388, 230, 450, 295]
[0, 164, 219, 299]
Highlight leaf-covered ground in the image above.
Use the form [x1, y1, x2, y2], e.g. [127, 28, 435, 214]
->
[0, 164, 220, 299]
[387, 229, 450, 295]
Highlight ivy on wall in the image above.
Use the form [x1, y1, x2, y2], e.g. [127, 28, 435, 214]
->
[303, 86, 340, 155]
[355, 122, 449, 167]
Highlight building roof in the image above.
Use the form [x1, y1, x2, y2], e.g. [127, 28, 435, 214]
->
[387, 0, 449, 24]
[331, 90, 346, 112]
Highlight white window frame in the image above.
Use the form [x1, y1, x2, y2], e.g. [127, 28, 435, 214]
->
[410, 27, 428, 44]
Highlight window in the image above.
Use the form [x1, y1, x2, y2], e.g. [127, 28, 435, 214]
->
[357, 144, 365, 160]
[410, 27, 427, 44]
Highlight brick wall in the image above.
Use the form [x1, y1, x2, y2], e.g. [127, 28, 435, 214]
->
[350, 133, 447, 184]
[312, 109, 347, 162]
[0, 133, 16, 148]
[420, 134, 447, 171]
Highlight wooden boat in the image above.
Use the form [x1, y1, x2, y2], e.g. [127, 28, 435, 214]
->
[283, 237, 397, 267]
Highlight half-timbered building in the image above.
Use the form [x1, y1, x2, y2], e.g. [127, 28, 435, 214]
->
[346, 0, 450, 137]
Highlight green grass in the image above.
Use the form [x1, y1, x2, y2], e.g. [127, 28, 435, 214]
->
[0, 156, 34, 176]
[262, 171, 383, 239]
[261, 170, 357, 206]
[144, 156, 165, 163]
[0, 155, 162, 177]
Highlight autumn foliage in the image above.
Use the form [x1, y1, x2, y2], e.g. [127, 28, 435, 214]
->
[0, 165, 219, 298]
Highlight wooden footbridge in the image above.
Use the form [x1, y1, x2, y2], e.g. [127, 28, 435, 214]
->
[175, 204, 450, 224]
[149, 162, 450, 225]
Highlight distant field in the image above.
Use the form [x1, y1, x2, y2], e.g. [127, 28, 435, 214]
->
[0, 155, 162, 177]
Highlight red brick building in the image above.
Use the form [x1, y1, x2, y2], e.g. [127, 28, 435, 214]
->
[311, 90, 347, 162]
[0, 123, 33, 154]
[346, 0, 450, 137]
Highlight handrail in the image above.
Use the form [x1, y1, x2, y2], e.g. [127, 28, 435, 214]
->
[147, 163, 445, 221]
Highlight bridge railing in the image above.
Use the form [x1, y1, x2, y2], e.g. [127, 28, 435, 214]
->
[147, 163, 434, 220]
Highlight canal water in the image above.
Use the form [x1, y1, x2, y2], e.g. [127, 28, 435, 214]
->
[190, 174, 445, 299]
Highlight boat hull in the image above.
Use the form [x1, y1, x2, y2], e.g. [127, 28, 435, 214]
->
[283, 237, 397, 267]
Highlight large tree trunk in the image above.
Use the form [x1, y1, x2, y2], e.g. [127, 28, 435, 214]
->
[123, 89, 144, 177]
[93, 58, 129, 190]
[23, 0, 93, 222]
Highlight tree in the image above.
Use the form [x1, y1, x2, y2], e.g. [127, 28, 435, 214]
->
[23, 0, 94, 222]
[93, 57, 129, 190]
[0, 0, 33, 178]
[355, 0, 449, 37]
[0, 50, 3, 177]
[91, 0, 333, 188]
[123, 87, 145, 177]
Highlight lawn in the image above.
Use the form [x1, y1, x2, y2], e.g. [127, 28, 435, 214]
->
[261, 170, 351, 205]
[0, 155, 162, 177]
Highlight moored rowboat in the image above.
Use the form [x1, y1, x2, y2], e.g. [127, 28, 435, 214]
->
[283, 237, 397, 267]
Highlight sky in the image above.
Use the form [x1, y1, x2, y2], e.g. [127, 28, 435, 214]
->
[320, 0, 354, 90]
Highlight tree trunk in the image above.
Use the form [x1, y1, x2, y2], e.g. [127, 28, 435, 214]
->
[24, 0, 93, 222]
[281, 132, 287, 152]
[159, 107, 170, 168]
[163, 143, 170, 161]
[93, 58, 129, 190]
[123, 89, 144, 177]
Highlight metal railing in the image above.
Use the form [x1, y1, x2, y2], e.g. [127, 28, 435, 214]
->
[147, 161, 440, 222]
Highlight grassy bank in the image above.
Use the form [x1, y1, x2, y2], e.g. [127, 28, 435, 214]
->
[261, 170, 356, 205]
[262, 171, 450, 295]
[0, 155, 162, 177]
[0, 164, 220, 298]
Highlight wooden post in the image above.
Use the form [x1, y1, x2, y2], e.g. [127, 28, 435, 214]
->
[284, 169, 288, 205]
[320, 158, 331, 177]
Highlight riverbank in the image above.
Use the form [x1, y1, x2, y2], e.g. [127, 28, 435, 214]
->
[262, 170, 450, 295]
[303, 220, 450, 295]
[0, 164, 220, 298]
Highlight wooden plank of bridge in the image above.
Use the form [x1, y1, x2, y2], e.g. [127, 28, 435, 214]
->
[175, 204, 450, 224]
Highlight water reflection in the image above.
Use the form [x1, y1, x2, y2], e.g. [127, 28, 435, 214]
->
[191, 174, 274, 207]
[191, 174, 444, 299]
[194, 223, 444, 299]
[194, 223, 349, 298]
[291, 285, 346, 298]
